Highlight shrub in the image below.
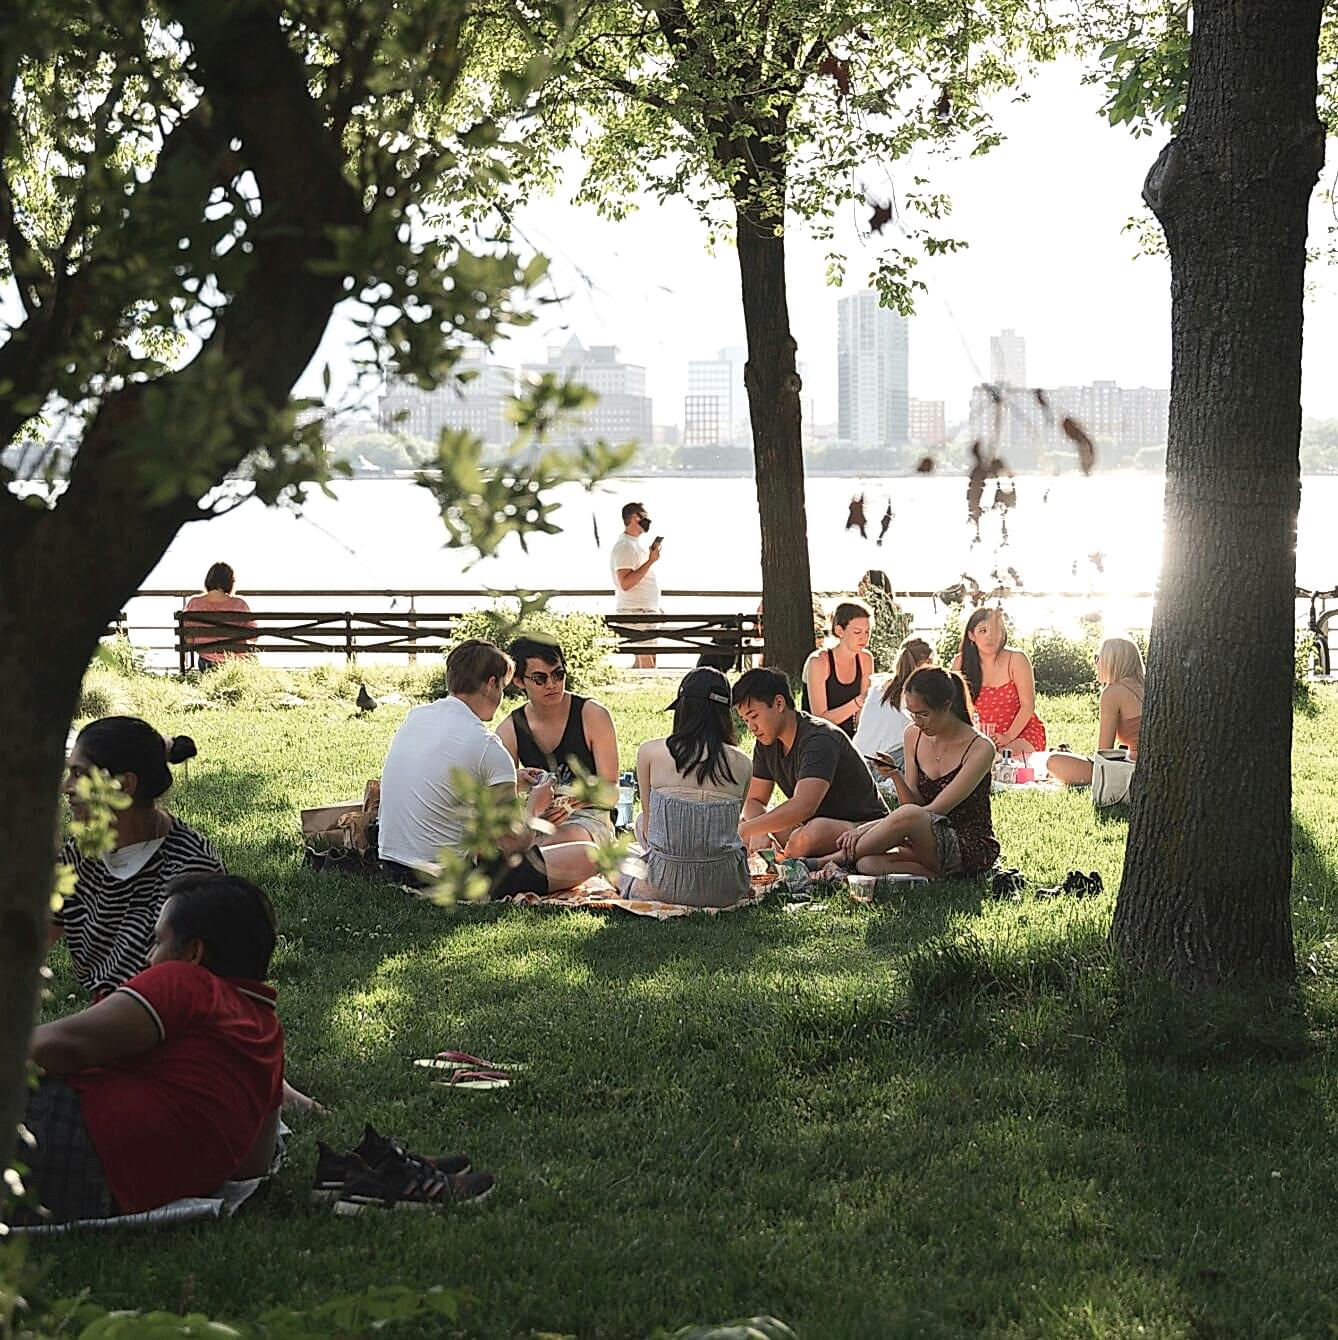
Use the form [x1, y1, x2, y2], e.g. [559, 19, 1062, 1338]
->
[1025, 627, 1098, 694]
[95, 632, 145, 677]
[859, 586, 913, 673]
[431, 602, 616, 698]
[76, 667, 128, 721]
[936, 610, 963, 667]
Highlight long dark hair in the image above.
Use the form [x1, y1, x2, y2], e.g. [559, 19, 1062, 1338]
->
[905, 666, 973, 725]
[882, 637, 934, 709]
[76, 716, 197, 807]
[667, 668, 738, 786]
[959, 608, 1005, 700]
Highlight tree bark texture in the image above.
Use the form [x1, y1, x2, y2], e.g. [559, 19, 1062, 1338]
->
[1111, 0, 1325, 986]
[735, 204, 815, 681]
[0, 0, 362, 1186]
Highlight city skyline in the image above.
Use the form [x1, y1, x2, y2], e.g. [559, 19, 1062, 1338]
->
[377, 318, 1168, 455]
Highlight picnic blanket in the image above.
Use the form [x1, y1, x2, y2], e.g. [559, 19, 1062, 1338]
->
[10, 1176, 266, 1236]
[11, 1122, 287, 1236]
[499, 874, 767, 919]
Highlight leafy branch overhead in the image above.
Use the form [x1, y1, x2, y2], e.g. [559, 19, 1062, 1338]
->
[483, 0, 1067, 308]
[0, 1, 621, 585]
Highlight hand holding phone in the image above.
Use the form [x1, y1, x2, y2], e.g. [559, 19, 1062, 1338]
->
[652, 535, 664, 549]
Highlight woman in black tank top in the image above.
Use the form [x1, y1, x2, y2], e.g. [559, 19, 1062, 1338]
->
[801, 601, 874, 737]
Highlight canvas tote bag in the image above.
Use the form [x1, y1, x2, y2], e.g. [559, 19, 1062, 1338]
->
[1091, 749, 1135, 808]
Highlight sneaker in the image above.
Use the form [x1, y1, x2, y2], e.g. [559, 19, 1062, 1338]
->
[332, 1156, 495, 1214]
[311, 1125, 471, 1203]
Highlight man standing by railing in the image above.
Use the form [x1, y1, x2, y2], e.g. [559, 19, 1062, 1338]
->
[610, 500, 663, 669]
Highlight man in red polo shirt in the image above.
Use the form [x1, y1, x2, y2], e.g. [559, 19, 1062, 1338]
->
[14, 873, 284, 1223]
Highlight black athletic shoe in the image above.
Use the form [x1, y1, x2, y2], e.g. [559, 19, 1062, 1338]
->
[311, 1125, 471, 1203]
[332, 1155, 495, 1214]
[990, 867, 1026, 898]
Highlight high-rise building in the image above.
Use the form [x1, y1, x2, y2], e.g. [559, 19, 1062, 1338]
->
[520, 336, 653, 447]
[836, 290, 909, 454]
[1034, 380, 1169, 465]
[909, 398, 946, 448]
[1121, 386, 1170, 448]
[683, 394, 722, 447]
[989, 328, 1027, 387]
[686, 346, 748, 446]
[378, 348, 516, 447]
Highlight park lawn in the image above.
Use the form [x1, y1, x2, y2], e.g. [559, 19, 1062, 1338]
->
[31, 674, 1338, 1339]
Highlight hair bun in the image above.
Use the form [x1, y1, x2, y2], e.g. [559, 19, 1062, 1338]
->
[166, 735, 198, 765]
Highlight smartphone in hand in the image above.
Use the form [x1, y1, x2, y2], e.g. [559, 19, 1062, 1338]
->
[652, 535, 664, 548]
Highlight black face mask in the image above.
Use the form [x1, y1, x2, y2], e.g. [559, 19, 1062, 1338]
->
[639, 515, 653, 529]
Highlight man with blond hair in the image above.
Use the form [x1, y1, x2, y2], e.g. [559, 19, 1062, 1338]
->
[378, 638, 597, 895]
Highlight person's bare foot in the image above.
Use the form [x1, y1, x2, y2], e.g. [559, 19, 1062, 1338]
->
[282, 1078, 327, 1117]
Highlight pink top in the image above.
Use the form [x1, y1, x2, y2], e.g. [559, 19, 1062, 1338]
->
[183, 594, 257, 663]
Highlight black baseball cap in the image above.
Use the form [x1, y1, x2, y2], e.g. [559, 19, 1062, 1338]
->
[664, 666, 732, 711]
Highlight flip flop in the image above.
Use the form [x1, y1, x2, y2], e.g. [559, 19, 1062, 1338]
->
[435, 1050, 501, 1070]
[432, 1069, 512, 1091]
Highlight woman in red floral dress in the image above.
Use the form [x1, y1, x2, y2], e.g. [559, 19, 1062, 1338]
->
[952, 608, 1047, 761]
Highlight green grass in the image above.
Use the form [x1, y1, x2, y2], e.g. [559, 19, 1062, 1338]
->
[31, 670, 1338, 1338]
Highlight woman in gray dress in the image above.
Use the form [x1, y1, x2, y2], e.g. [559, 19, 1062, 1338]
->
[621, 667, 753, 908]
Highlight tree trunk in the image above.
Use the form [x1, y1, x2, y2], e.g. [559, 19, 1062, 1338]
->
[1111, 0, 1325, 987]
[735, 201, 815, 681]
[0, 586, 103, 1186]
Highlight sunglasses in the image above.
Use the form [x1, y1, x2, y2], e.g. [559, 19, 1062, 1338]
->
[524, 667, 567, 687]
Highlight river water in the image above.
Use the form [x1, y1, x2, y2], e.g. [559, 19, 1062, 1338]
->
[126, 472, 1337, 658]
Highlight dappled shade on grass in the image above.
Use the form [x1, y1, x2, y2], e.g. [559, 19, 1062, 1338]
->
[34, 675, 1338, 1339]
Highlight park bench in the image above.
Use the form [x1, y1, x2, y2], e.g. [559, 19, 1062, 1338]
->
[173, 607, 764, 672]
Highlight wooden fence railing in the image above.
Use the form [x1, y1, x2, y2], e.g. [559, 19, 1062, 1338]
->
[173, 607, 767, 672]
[104, 585, 1334, 673]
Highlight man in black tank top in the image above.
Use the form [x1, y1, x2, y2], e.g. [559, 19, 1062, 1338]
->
[495, 637, 620, 843]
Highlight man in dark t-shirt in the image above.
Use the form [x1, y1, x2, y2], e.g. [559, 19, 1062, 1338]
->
[733, 667, 886, 858]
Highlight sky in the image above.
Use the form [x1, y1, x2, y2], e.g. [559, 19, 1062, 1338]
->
[7, 56, 1337, 432]
[397, 55, 1338, 428]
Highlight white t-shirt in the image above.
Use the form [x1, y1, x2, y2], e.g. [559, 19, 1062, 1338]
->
[610, 532, 660, 612]
[851, 674, 911, 760]
[378, 696, 516, 870]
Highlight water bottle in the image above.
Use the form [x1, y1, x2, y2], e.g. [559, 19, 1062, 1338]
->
[616, 770, 636, 829]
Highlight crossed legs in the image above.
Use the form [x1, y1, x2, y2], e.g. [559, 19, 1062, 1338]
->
[807, 805, 943, 879]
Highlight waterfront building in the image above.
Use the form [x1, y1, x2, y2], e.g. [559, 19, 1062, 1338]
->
[909, 398, 947, 448]
[378, 348, 516, 448]
[522, 336, 652, 447]
[836, 290, 910, 456]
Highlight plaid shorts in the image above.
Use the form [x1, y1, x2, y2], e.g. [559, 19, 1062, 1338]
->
[11, 1076, 113, 1225]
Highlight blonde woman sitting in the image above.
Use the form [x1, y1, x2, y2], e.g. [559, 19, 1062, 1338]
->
[1047, 636, 1145, 786]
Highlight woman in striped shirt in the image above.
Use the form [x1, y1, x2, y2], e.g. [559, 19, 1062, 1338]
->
[53, 717, 223, 997]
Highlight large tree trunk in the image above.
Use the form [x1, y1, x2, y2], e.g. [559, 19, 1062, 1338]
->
[0, 622, 94, 1174]
[735, 201, 815, 681]
[1111, 0, 1325, 987]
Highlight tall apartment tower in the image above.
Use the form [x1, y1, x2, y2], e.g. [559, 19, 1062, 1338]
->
[989, 328, 1027, 387]
[836, 290, 910, 454]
